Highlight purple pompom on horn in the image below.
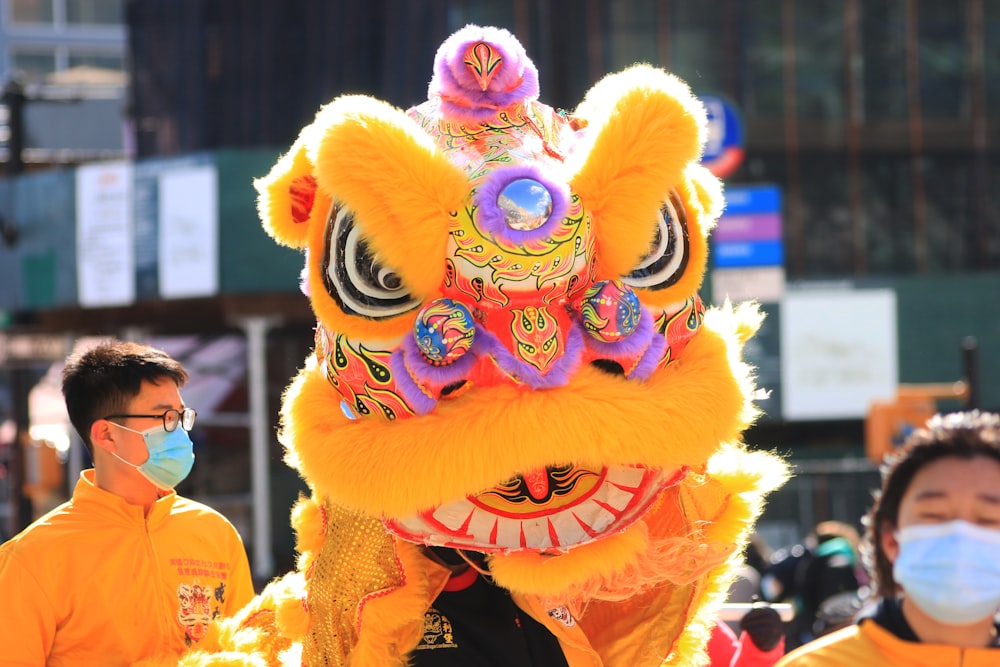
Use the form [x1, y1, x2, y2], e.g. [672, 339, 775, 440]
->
[429, 24, 540, 123]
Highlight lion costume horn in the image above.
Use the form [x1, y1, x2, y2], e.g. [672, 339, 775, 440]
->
[163, 24, 787, 667]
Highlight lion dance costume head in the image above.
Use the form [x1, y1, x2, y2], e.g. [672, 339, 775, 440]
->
[174, 24, 787, 667]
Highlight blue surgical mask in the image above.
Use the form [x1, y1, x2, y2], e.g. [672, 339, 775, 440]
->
[109, 422, 196, 490]
[893, 519, 1000, 625]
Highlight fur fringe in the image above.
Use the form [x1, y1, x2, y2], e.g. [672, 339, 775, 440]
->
[570, 65, 706, 280]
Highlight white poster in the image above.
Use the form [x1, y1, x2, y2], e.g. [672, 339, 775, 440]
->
[780, 288, 898, 420]
[711, 266, 786, 304]
[158, 165, 218, 298]
[76, 161, 135, 307]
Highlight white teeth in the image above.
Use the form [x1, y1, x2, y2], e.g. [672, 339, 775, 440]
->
[548, 511, 587, 546]
[433, 504, 473, 532]
[464, 505, 496, 541]
[602, 466, 648, 511]
[608, 466, 645, 487]
[602, 486, 633, 512]
[494, 513, 523, 546]
[385, 466, 681, 552]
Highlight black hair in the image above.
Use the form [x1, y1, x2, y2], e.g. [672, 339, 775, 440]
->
[862, 410, 1000, 599]
[61, 340, 188, 456]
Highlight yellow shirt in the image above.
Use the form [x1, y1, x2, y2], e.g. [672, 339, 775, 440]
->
[0, 470, 255, 666]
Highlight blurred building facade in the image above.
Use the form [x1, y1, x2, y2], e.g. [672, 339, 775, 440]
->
[1, 0, 997, 563]
[0, 0, 127, 166]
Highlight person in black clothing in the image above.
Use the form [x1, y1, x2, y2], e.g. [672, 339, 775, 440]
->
[761, 521, 862, 649]
[409, 548, 569, 667]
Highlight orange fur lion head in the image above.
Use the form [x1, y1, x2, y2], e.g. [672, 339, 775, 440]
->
[255, 24, 784, 611]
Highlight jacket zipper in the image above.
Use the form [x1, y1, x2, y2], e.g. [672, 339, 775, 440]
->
[145, 517, 172, 644]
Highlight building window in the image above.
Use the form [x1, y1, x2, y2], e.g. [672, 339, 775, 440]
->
[795, 2, 845, 121]
[11, 49, 57, 81]
[67, 51, 123, 71]
[743, 0, 786, 119]
[66, 0, 123, 26]
[9, 47, 123, 83]
[859, 3, 907, 121]
[9, 0, 122, 27]
[917, 2, 965, 121]
[987, 1, 1000, 112]
[10, 0, 54, 24]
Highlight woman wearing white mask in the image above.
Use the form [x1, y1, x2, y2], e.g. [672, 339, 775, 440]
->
[776, 410, 1000, 666]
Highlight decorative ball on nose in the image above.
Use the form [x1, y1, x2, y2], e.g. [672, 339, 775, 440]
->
[581, 280, 642, 343]
[413, 298, 476, 366]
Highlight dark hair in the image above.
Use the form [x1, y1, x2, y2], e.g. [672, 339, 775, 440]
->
[862, 410, 1000, 598]
[62, 341, 188, 455]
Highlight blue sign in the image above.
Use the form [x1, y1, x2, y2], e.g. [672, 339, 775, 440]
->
[723, 184, 782, 216]
[713, 240, 784, 268]
[700, 95, 745, 178]
[712, 183, 784, 269]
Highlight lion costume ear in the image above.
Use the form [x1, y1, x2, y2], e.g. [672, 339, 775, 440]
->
[255, 129, 325, 249]
[309, 95, 469, 299]
[569, 64, 708, 282]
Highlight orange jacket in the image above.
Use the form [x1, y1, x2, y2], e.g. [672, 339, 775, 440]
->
[0, 470, 254, 666]
[775, 618, 1000, 667]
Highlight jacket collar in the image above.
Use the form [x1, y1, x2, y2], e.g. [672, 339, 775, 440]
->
[73, 469, 177, 527]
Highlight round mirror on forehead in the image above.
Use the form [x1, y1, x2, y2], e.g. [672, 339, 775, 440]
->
[498, 178, 553, 231]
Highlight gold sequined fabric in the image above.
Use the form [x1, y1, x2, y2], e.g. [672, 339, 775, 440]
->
[303, 502, 403, 666]
[237, 608, 293, 665]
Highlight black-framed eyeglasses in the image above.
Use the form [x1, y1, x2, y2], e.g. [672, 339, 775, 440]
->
[103, 408, 197, 433]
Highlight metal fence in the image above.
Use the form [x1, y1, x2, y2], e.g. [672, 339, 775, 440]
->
[754, 457, 882, 552]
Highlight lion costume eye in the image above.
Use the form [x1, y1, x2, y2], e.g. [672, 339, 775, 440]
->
[622, 191, 690, 291]
[322, 202, 422, 318]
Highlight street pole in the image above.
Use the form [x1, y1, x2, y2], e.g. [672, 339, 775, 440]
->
[9, 367, 35, 534]
[2, 81, 26, 535]
[238, 315, 281, 583]
[2, 80, 25, 176]
[962, 336, 980, 410]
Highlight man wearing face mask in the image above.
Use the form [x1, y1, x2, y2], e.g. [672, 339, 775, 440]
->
[0, 340, 254, 666]
[775, 410, 1000, 667]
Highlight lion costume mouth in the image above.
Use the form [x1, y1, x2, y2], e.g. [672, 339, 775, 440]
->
[385, 465, 689, 553]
